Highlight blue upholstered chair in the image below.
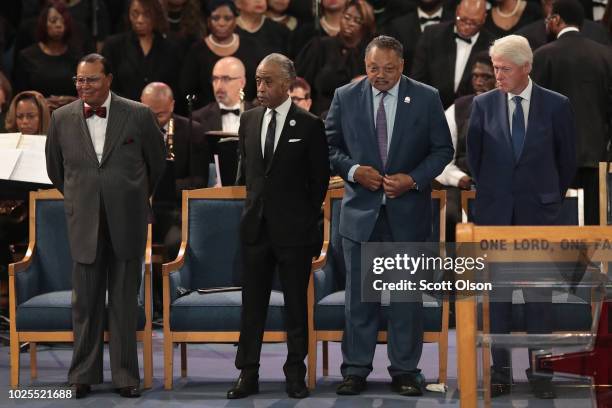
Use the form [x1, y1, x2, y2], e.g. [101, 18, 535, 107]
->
[8, 189, 153, 388]
[306, 188, 450, 389]
[162, 186, 289, 389]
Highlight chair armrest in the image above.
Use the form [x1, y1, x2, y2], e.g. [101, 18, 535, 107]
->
[9, 245, 41, 306]
[311, 241, 338, 303]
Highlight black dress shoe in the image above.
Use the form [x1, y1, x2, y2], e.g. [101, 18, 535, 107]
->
[491, 382, 511, 397]
[529, 378, 556, 399]
[72, 384, 91, 399]
[118, 386, 141, 398]
[336, 375, 366, 395]
[286, 379, 309, 398]
[391, 374, 424, 396]
[490, 367, 512, 398]
[227, 374, 259, 399]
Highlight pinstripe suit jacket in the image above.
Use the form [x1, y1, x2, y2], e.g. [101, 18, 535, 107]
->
[45, 92, 166, 263]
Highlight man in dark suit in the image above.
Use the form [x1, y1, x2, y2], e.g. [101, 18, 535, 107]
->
[327, 35, 454, 396]
[411, 0, 495, 108]
[531, 0, 612, 225]
[45, 54, 166, 398]
[516, 0, 611, 50]
[193, 57, 255, 185]
[228, 53, 329, 399]
[467, 35, 576, 399]
[383, 0, 456, 74]
[141, 82, 210, 256]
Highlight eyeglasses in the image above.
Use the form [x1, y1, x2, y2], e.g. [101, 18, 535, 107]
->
[291, 95, 310, 102]
[73, 76, 103, 86]
[212, 75, 241, 84]
[16, 113, 38, 120]
[210, 15, 235, 22]
[545, 14, 559, 23]
[456, 15, 482, 27]
[342, 13, 363, 25]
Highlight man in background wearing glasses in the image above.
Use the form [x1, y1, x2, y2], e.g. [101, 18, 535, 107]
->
[45, 53, 166, 399]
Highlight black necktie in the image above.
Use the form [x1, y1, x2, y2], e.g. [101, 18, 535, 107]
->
[264, 110, 276, 167]
[454, 33, 472, 44]
[419, 16, 441, 24]
[220, 108, 240, 116]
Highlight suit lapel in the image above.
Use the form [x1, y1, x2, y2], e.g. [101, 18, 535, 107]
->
[359, 79, 383, 168]
[496, 90, 513, 156]
[73, 100, 99, 164]
[249, 107, 266, 171]
[387, 77, 415, 170]
[100, 93, 129, 165]
[446, 28, 458, 95]
[212, 104, 222, 130]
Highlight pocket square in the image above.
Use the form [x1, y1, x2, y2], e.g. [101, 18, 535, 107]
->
[288, 138, 302, 143]
[122, 138, 135, 145]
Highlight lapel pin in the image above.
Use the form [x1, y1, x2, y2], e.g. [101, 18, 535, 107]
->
[404, 97, 411, 104]
[289, 119, 296, 127]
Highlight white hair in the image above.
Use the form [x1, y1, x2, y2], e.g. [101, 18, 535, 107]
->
[489, 35, 533, 67]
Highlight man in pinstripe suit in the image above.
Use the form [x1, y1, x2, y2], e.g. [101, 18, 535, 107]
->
[45, 54, 166, 398]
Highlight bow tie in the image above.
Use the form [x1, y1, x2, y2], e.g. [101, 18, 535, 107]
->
[454, 33, 472, 44]
[220, 108, 240, 116]
[419, 16, 441, 24]
[84, 106, 107, 118]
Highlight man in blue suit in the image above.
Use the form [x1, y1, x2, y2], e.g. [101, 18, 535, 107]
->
[467, 35, 576, 399]
[326, 35, 454, 396]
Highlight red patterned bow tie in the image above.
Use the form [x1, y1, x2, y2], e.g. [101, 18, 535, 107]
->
[84, 106, 107, 118]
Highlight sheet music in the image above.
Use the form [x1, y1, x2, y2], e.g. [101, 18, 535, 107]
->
[0, 149, 22, 179]
[10, 149, 52, 184]
[17, 134, 47, 152]
[0, 133, 22, 149]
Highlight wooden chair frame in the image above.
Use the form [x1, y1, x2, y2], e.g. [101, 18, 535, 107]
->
[8, 189, 153, 389]
[306, 188, 450, 389]
[599, 161, 612, 225]
[455, 223, 610, 407]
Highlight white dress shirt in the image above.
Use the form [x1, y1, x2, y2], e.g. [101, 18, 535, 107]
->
[219, 102, 241, 133]
[417, 7, 444, 32]
[507, 77, 532, 135]
[557, 26, 579, 39]
[436, 104, 469, 186]
[84, 92, 111, 163]
[260, 96, 292, 156]
[454, 29, 480, 92]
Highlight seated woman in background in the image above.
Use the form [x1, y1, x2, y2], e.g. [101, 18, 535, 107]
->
[4, 91, 50, 135]
[13, 1, 80, 112]
[235, 0, 290, 55]
[484, 0, 542, 39]
[0, 72, 13, 132]
[296, 0, 375, 115]
[102, 0, 181, 102]
[181, 0, 263, 109]
[266, 0, 299, 31]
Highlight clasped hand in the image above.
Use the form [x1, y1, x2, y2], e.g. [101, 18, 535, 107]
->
[353, 166, 415, 199]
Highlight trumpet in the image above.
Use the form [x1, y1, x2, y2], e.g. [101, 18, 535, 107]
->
[166, 117, 175, 161]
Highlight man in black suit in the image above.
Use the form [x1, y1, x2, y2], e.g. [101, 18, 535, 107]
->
[411, 0, 495, 108]
[532, 0, 612, 225]
[141, 82, 209, 256]
[45, 54, 166, 399]
[383, 0, 456, 74]
[228, 53, 329, 399]
[193, 57, 255, 185]
[516, 0, 611, 50]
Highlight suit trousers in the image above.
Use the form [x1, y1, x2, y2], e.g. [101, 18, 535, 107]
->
[68, 201, 142, 387]
[235, 220, 313, 381]
[341, 207, 424, 378]
[489, 286, 553, 379]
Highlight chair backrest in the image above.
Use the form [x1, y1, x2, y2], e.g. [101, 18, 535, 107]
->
[182, 187, 245, 289]
[31, 190, 72, 293]
[599, 162, 612, 225]
[462, 189, 584, 226]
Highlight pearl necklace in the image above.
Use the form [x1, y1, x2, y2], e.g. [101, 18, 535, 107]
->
[207, 33, 238, 48]
[237, 16, 265, 33]
[320, 16, 340, 35]
[495, 0, 522, 18]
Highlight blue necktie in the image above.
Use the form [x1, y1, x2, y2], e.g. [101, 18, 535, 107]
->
[511, 96, 525, 162]
[376, 92, 388, 167]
